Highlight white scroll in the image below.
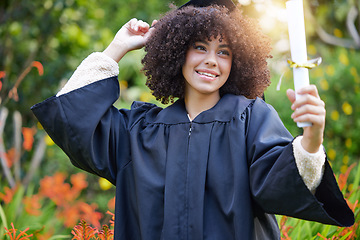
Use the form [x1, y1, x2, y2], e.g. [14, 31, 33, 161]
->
[286, 0, 312, 128]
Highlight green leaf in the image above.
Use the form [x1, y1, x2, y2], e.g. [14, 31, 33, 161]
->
[3, 186, 25, 223]
[0, 203, 8, 237]
[48, 235, 73, 240]
[339, 231, 352, 240]
[351, 164, 360, 201]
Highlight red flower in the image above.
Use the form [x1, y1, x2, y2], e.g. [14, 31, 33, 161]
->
[77, 202, 102, 228]
[106, 211, 115, 227]
[4, 148, 16, 168]
[31, 61, 44, 76]
[0, 186, 18, 204]
[279, 216, 293, 240]
[107, 197, 115, 211]
[97, 225, 114, 240]
[338, 163, 356, 191]
[0, 71, 6, 91]
[71, 220, 98, 240]
[71, 173, 88, 193]
[23, 194, 42, 216]
[59, 204, 82, 228]
[39, 172, 71, 205]
[0, 71, 5, 79]
[22, 127, 36, 151]
[0, 71, 4, 91]
[4, 222, 33, 240]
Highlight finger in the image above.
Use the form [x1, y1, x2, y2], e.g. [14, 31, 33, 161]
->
[128, 20, 149, 35]
[127, 18, 140, 32]
[137, 20, 148, 28]
[292, 104, 326, 119]
[127, 18, 138, 28]
[292, 113, 325, 127]
[291, 94, 325, 110]
[286, 89, 296, 104]
[151, 19, 158, 27]
[297, 84, 320, 98]
[291, 106, 326, 126]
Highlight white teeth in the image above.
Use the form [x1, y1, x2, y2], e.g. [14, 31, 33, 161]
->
[197, 72, 217, 78]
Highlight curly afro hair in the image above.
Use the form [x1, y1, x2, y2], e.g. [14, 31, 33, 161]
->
[142, 5, 272, 104]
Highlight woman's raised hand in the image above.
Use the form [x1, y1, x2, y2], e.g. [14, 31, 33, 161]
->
[286, 85, 326, 153]
[103, 18, 157, 62]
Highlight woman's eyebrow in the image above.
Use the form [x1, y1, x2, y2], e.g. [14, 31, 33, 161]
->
[219, 44, 230, 48]
[195, 40, 209, 45]
[195, 41, 230, 49]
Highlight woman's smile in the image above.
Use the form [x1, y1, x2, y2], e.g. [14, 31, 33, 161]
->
[195, 69, 219, 81]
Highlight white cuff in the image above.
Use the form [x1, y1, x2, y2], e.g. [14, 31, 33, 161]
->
[293, 136, 326, 193]
[56, 52, 119, 96]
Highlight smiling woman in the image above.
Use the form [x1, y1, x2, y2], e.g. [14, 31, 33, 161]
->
[31, 0, 354, 239]
[182, 37, 233, 119]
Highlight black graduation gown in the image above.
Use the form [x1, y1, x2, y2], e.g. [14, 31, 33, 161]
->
[31, 76, 354, 240]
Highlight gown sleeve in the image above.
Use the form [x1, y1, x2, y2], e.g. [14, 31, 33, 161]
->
[292, 135, 325, 193]
[57, 52, 119, 96]
[31, 77, 147, 185]
[246, 98, 354, 227]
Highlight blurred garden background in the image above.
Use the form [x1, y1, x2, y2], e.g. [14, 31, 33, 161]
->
[0, 0, 359, 239]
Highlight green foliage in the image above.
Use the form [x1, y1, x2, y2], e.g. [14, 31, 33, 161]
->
[0, 0, 359, 239]
[0, 184, 68, 239]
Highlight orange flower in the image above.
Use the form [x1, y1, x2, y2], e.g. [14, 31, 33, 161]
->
[106, 211, 115, 227]
[40, 172, 103, 229]
[0, 186, 18, 204]
[71, 220, 98, 240]
[59, 204, 81, 228]
[107, 197, 115, 211]
[4, 148, 16, 168]
[31, 61, 44, 76]
[335, 219, 359, 239]
[97, 225, 114, 240]
[316, 233, 330, 239]
[77, 202, 102, 228]
[4, 222, 33, 240]
[279, 216, 292, 240]
[338, 163, 356, 191]
[59, 202, 101, 228]
[23, 194, 42, 216]
[39, 172, 71, 205]
[71, 173, 88, 192]
[22, 127, 36, 151]
[34, 230, 54, 240]
[0, 70, 5, 90]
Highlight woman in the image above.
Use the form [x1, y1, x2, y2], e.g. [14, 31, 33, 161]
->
[32, 1, 354, 239]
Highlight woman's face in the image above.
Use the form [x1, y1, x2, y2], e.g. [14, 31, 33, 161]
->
[182, 36, 232, 100]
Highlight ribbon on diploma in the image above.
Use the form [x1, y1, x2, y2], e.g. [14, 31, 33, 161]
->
[287, 57, 322, 69]
[276, 57, 322, 91]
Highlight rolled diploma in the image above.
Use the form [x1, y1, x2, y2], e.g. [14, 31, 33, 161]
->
[286, 0, 312, 128]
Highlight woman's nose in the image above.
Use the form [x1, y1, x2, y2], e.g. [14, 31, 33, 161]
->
[205, 52, 217, 67]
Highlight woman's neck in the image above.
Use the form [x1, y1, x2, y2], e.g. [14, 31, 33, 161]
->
[184, 92, 220, 121]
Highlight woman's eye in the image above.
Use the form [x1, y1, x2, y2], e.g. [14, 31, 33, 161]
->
[218, 50, 230, 56]
[194, 45, 206, 51]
